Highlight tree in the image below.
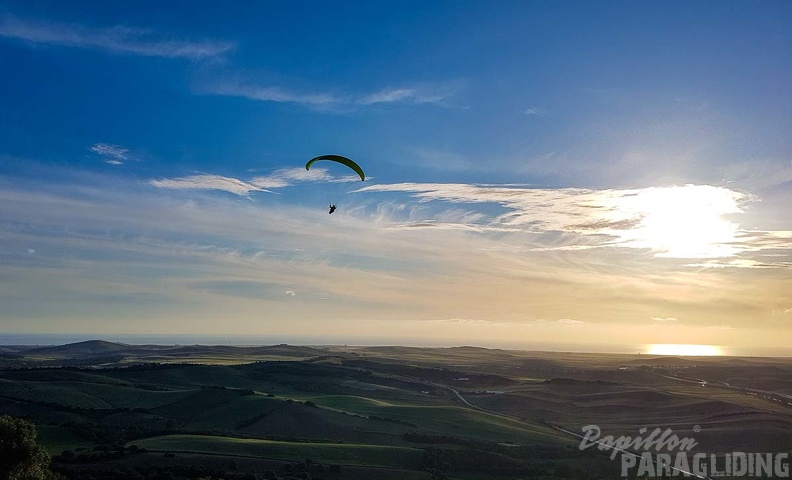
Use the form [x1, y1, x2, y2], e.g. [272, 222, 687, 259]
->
[0, 415, 54, 480]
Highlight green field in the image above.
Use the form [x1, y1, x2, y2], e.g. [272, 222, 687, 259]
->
[36, 425, 98, 455]
[133, 434, 424, 469]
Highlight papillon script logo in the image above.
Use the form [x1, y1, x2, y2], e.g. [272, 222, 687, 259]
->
[578, 425, 790, 478]
[579, 425, 698, 460]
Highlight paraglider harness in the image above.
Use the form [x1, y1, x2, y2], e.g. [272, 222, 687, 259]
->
[329, 204, 337, 214]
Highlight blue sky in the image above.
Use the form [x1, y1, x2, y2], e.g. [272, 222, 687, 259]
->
[0, 1, 790, 353]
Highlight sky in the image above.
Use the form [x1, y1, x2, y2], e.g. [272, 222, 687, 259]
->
[0, 1, 790, 354]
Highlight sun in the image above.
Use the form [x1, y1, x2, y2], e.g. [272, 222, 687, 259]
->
[603, 185, 747, 258]
[647, 344, 722, 356]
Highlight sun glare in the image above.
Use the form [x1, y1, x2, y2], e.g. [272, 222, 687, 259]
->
[647, 344, 722, 356]
[602, 185, 747, 258]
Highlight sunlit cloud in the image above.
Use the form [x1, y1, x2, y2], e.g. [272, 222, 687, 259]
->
[685, 259, 764, 269]
[428, 318, 494, 326]
[0, 14, 233, 59]
[356, 182, 790, 264]
[147, 175, 791, 272]
[651, 317, 678, 322]
[557, 318, 585, 325]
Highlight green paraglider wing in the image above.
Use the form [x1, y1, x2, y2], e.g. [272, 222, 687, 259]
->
[305, 155, 365, 181]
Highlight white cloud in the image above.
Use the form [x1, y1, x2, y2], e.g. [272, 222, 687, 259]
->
[359, 87, 450, 106]
[0, 14, 233, 59]
[385, 221, 514, 233]
[202, 79, 457, 111]
[524, 107, 543, 116]
[208, 84, 338, 107]
[150, 167, 361, 196]
[90, 143, 129, 164]
[149, 175, 267, 196]
[651, 317, 679, 322]
[251, 167, 359, 189]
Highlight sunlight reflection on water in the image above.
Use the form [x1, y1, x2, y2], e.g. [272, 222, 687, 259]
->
[646, 344, 723, 356]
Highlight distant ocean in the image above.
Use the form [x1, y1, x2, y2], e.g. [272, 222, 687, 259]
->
[0, 333, 788, 357]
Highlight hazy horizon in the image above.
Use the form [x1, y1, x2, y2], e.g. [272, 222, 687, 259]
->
[3, 333, 791, 358]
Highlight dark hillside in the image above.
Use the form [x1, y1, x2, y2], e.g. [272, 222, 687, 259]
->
[23, 340, 131, 358]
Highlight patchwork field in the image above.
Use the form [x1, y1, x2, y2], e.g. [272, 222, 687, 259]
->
[1, 340, 790, 479]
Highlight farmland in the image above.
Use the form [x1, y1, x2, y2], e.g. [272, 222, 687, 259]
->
[1, 340, 790, 479]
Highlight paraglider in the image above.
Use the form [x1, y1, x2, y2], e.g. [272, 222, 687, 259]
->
[305, 155, 365, 182]
[305, 155, 365, 213]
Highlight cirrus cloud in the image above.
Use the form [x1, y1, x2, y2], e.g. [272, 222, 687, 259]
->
[0, 14, 233, 59]
[149, 175, 268, 196]
[90, 143, 129, 165]
[199, 78, 460, 112]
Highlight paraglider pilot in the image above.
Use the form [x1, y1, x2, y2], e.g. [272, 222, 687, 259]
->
[305, 155, 364, 215]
